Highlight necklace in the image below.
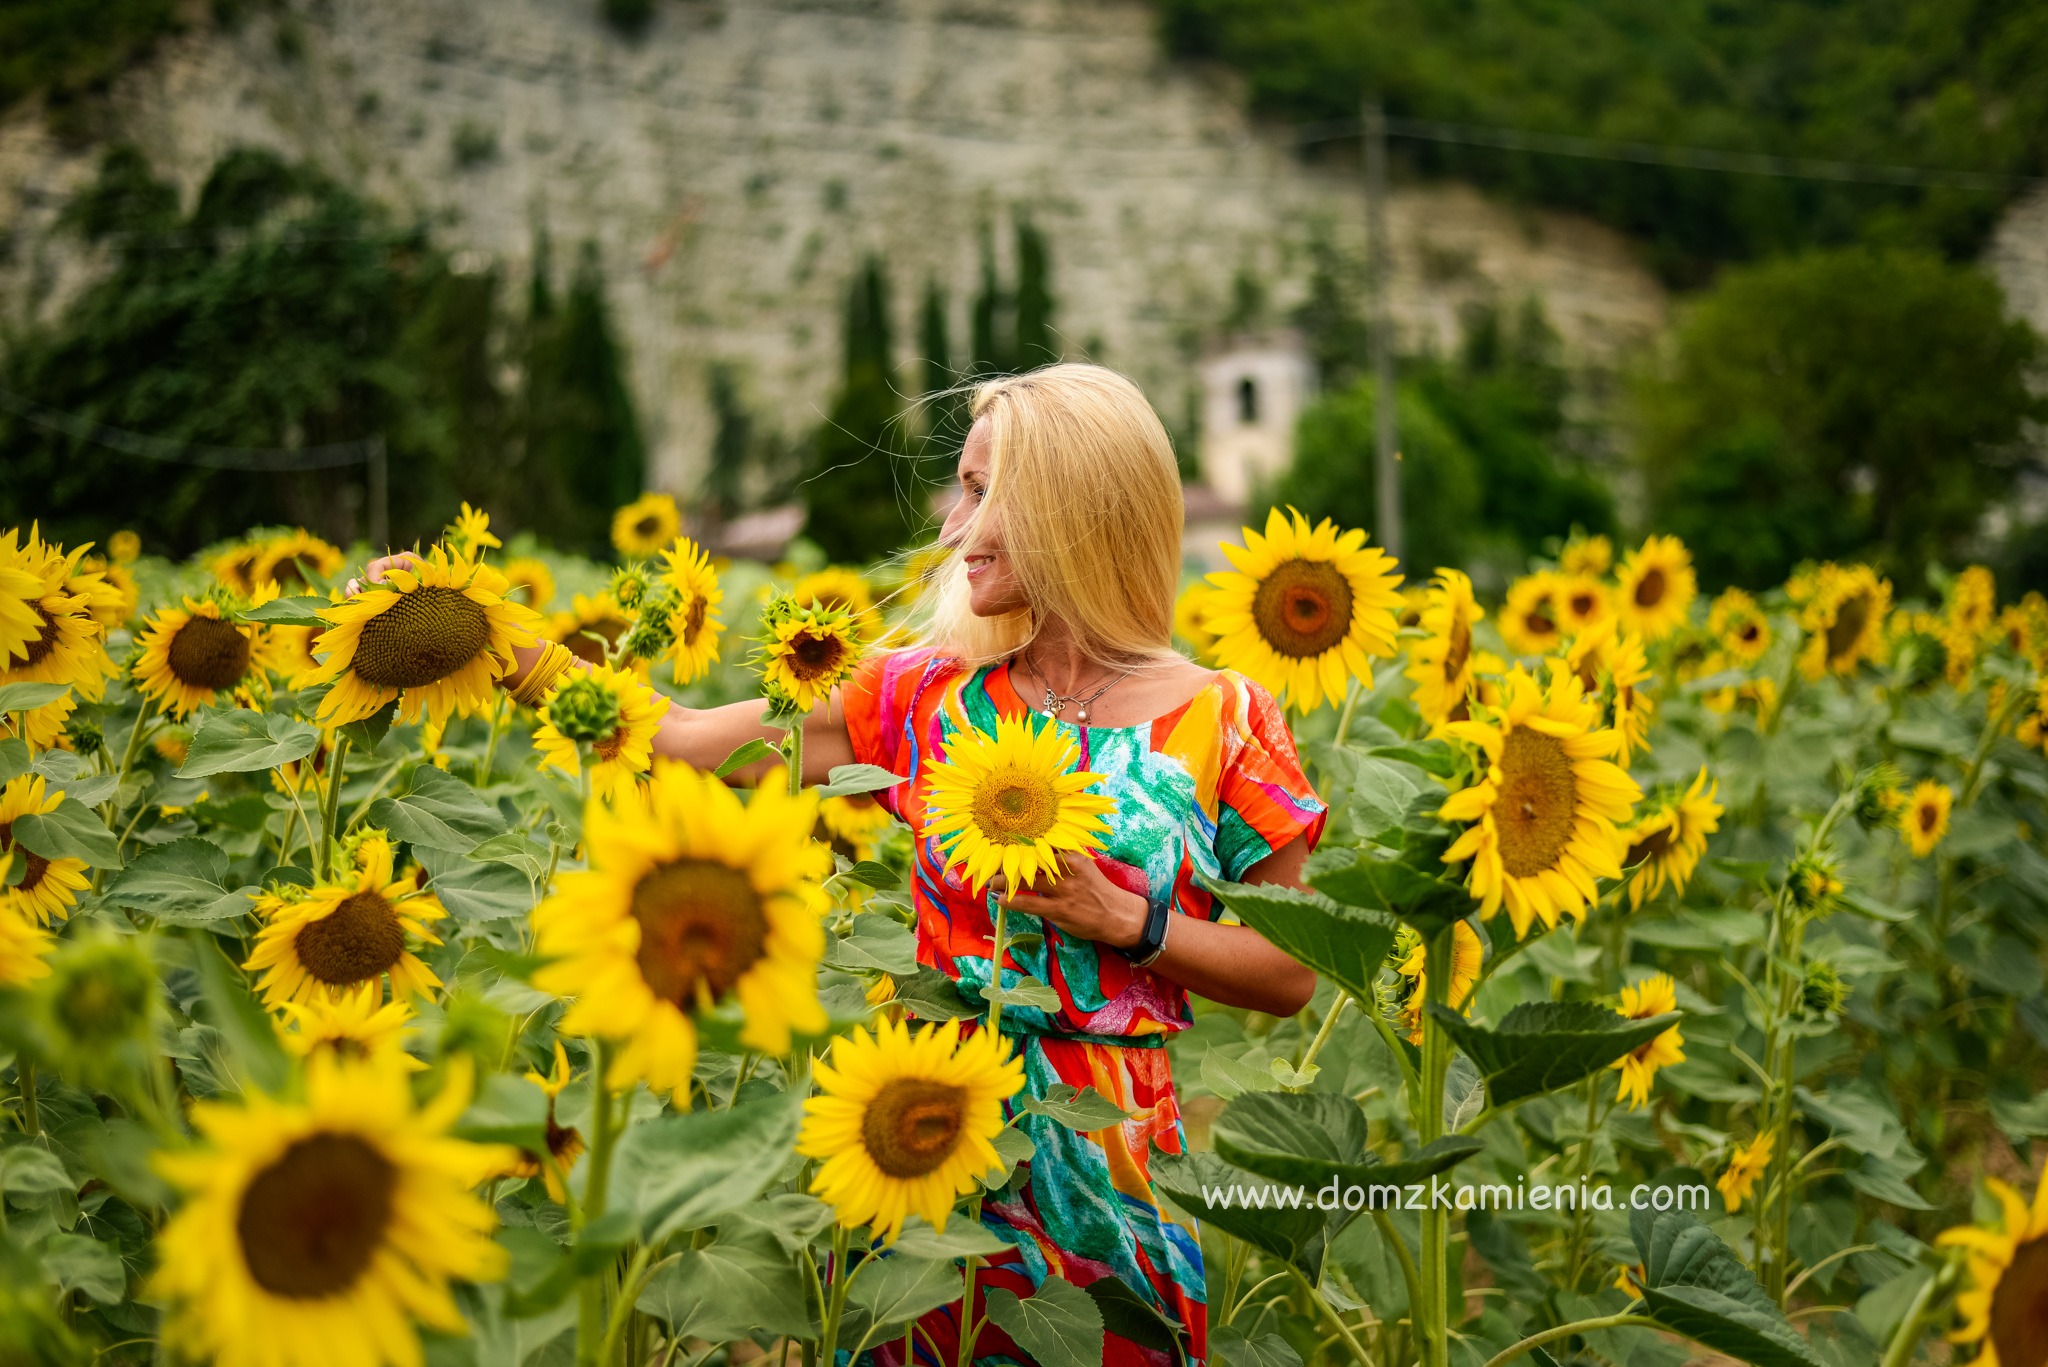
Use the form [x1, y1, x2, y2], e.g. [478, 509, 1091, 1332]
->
[1020, 654, 1135, 725]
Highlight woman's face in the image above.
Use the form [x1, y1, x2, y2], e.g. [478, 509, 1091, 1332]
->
[940, 419, 1027, 618]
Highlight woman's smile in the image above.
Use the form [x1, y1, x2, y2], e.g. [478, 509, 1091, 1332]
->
[965, 553, 997, 580]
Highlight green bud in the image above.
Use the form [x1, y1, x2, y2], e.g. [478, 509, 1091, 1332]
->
[1801, 959, 1849, 1019]
[610, 564, 653, 610]
[1852, 762, 1907, 831]
[63, 716, 104, 757]
[436, 988, 513, 1067]
[546, 675, 625, 743]
[31, 934, 158, 1094]
[1786, 851, 1845, 913]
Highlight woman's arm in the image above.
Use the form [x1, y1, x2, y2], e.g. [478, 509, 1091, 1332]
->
[995, 835, 1319, 1018]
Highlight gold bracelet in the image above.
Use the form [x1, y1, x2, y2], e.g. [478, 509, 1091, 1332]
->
[508, 642, 577, 709]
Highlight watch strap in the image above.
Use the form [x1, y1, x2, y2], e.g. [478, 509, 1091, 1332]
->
[1130, 899, 1171, 967]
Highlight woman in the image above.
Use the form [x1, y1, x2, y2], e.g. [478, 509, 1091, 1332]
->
[378, 364, 1324, 1364]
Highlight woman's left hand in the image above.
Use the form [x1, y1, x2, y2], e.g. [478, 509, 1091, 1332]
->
[993, 854, 1149, 950]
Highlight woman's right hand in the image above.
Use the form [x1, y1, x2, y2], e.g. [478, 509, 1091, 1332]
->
[344, 551, 423, 598]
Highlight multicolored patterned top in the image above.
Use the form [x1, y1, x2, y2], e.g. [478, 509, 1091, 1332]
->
[843, 648, 1326, 1041]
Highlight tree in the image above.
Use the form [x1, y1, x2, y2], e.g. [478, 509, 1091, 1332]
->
[969, 214, 1061, 377]
[1639, 247, 2044, 589]
[804, 258, 924, 562]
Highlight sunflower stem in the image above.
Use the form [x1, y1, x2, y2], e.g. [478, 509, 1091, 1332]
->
[986, 892, 1010, 1039]
[478, 693, 509, 786]
[1294, 990, 1350, 1086]
[1334, 678, 1361, 747]
[1416, 926, 1453, 1367]
[783, 718, 806, 796]
[1876, 1255, 1959, 1367]
[18, 1060, 38, 1137]
[316, 737, 350, 880]
[819, 1223, 852, 1366]
[576, 1041, 620, 1367]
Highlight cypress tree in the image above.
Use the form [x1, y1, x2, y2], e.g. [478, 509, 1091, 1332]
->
[970, 225, 1007, 377]
[704, 360, 752, 521]
[805, 257, 920, 561]
[1014, 217, 1057, 368]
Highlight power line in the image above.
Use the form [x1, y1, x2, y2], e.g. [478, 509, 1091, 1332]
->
[0, 387, 383, 472]
[1296, 113, 2043, 193]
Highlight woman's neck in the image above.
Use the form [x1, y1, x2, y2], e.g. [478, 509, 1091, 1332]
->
[1015, 623, 1109, 696]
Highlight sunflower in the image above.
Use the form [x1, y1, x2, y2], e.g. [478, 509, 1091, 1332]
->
[612, 492, 682, 557]
[1614, 536, 1696, 642]
[1716, 1132, 1773, 1214]
[500, 557, 556, 613]
[152, 1052, 508, 1367]
[757, 601, 861, 715]
[1604, 630, 1654, 768]
[922, 714, 1117, 895]
[819, 793, 896, 862]
[133, 596, 281, 718]
[243, 845, 446, 1008]
[1395, 919, 1484, 1044]
[533, 761, 829, 1103]
[1, 529, 116, 703]
[208, 540, 266, 597]
[661, 537, 726, 684]
[533, 663, 672, 801]
[443, 502, 501, 558]
[795, 566, 884, 641]
[1174, 583, 1221, 663]
[1558, 533, 1613, 578]
[1439, 666, 1642, 938]
[1902, 779, 1953, 858]
[502, 1041, 586, 1204]
[0, 534, 44, 667]
[108, 530, 139, 563]
[1949, 564, 1998, 639]
[1997, 593, 2048, 671]
[2019, 680, 2048, 756]
[550, 592, 633, 667]
[797, 1017, 1024, 1243]
[1619, 768, 1722, 909]
[298, 546, 540, 727]
[1609, 973, 1683, 1110]
[1707, 588, 1772, 666]
[1499, 573, 1566, 657]
[77, 555, 138, 630]
[1796, 563, 1891, 679]
[0, 873, 54, 987]
[1554, 575, 1612, 635]
[1405, 569, 1486, 727]
[277, 984, 421, 1069]
[253, 529, 344, 594]
[1204, 507, 1403, 713]
[1939, 1176, 2048, 1367]
[0, 776, 92, 926]
[0, 692, 77, 751]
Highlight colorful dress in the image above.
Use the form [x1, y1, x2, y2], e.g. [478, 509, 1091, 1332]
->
[842, 649, 1325, 1367]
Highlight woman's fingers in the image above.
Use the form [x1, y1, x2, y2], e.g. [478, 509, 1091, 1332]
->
[346, 550, 423, 597]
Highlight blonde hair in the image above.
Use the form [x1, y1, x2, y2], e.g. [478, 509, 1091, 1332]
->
[916, 363, 1184, 669]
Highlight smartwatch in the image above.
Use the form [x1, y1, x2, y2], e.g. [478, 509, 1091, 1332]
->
[1130, 899, 1171, 967]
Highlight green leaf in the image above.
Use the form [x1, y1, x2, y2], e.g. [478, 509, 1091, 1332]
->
[714, 738, 777, 778]
[1366, 739, 1459, 776]
[842, 1256, 963, 1351]
[1201, 1048, 1286, 1101]
[637, 1222, 814, 1339]
[339, 700, 400, 754]
[824, 915, 918, 975]
[1345, 758, 1423, 835]
[1631, 1207, 1823, 1367]
[987, 1126, 1036, 1190]
[1310, 854, 1477, 935]
[848, 860, 901, 889]
[370, 766, 510, 851]
[1430, 1000, 1681, 1105]
[1211, 1093, 1482, 1193]
[0, 682, 70, 713]
[1022, 1083, 1133, 1131]
[417, 845, 537, 922]
[40, 1233, 126, 1303]
[1205, 881, 1397, 1003]
[179, 707, 322, 778]
[892, 967, 980, 1021]
[1083, 1275, 1184, 1365]
[889, 1217, 1015, 1260]
[0, 1146, 74, 1196]
[186, 931, 291, 1095]
[1150, 1149, 1329, 1279]
[1210, 1326, 1302, 1367]
[104, 837, 251, 923]
[468, 831, 551, 882]
[239, 595, 331, 626]
[612, 1089, 803, 1241]
[817, 764, 908, 798]
[1443, 1053, 1485, 1131]
[457, 1073, 549, 1153]
[984, 1277, 1105, 1367]
[981, 976, 1061, 1011]
[11, 798, 122, 869]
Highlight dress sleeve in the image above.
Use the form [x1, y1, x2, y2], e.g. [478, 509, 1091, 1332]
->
[837, 648, 930, 820]
[1214, 675, 1328, 883]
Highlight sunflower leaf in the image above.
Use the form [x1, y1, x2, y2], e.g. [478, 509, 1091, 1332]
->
[980, 976, 1061, 1011]
[238, 595, 331, 627]
[1151, 1148, 1330, 1279]
[889, 1217, 1015, 1260]
[0, 682, 70, 714]
[891, 967, 980, 1021]
[1429, 1001, 1682, 1105]
[817, 764, 907, 799]
[1308, 854, 1476, 936]
[418, 845, 538, 922]
[1023, 1083, 1131, 1131]
[841, 1256, 963, 1353]
[104, 838, 251, 923]
[1366, 739, 1460, 777]
[183, 930, 291, 1096]
[1630, 1207, 1824, 1367]
[984, 1277, 1105, 1367]
[824, 915, 917, 974]
[637, 1221, 815, 1339]
[177, 707, 321, 779]
[987, 1124, 1036, 1191]
[370, 765, 509, 851]
[612, 1087, 804, 1240]
[12, 797, 122, 869]
[1211, 1092, 1482, 1195]
[714, 738, 777, 778]
[1205, 880, 1398, 1003]
[457, 1071, 549, 1153]
[1084, 1274, 1186, 1365]
[1210, 1326, 1302, 1367]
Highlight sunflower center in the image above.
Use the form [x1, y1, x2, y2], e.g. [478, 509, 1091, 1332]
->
[236, 1132, 397, 1299]
[350, 587, 491, 689]
[1826, 591, 1872, 661]
[1493, 728, 1579, 878]
[635, 515, 661, 538]
[0, 822, 50, 893]
[1917, 803, 1940, 834]
[789, 630, 847, 682]
[168, 615, 253, 690]
[269, 555, 313, 589]
[294, 891, 407, 987]
[630, 859, 769, 1007]
[18, 606, 61, 667]
[1633, 569, 1667, 608]
[1251, 558, 1354, 659]
[861, 1077, 968, 1178]
[566, 615, 627, 666]
[1992, 1233, 2048, 1367]
[682, 597, 707, 645]
[1569, 590, 1599, 618]
[1442, 616, 1471, 684]
[592, 728, 628, 762]
[1625, 823, 1675, 867]
[970, 768, 1058, 844]
[1523, 600, 1556, 637]
[1738, 622, 1762, 645]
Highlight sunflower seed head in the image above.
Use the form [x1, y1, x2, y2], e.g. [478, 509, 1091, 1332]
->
[546, 675, 626, 743]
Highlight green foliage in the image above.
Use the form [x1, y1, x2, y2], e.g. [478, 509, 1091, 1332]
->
[804, 258, 925, 562]
[1639, 246, 2045, 590]
[1158, 0, 2048, 277]
[971, 215, 1061, 376]
[0, 0, 179, 128]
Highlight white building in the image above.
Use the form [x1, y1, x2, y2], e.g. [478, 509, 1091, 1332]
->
[1196, 334, 1316, 510]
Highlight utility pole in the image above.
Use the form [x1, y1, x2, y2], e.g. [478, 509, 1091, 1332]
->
[1363, 95, 1402, 563]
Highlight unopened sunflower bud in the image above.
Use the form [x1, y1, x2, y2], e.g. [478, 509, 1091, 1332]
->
[616, 582, 681, 662]
[1786, 851, 1845, 913]
[610, 564, 654, 611]
[32, 934, 158, 1092]
[1853, 763, 1907, 831]
[543, 675, 626, 744]
[1801, 958, 1849, 1019]
[64, 717, 104, 757]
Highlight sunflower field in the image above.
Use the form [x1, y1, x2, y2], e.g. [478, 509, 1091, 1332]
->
[0, 498, 2045, 1367]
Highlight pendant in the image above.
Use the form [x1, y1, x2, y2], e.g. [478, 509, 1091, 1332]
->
[1076, 705, 1090, 724]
